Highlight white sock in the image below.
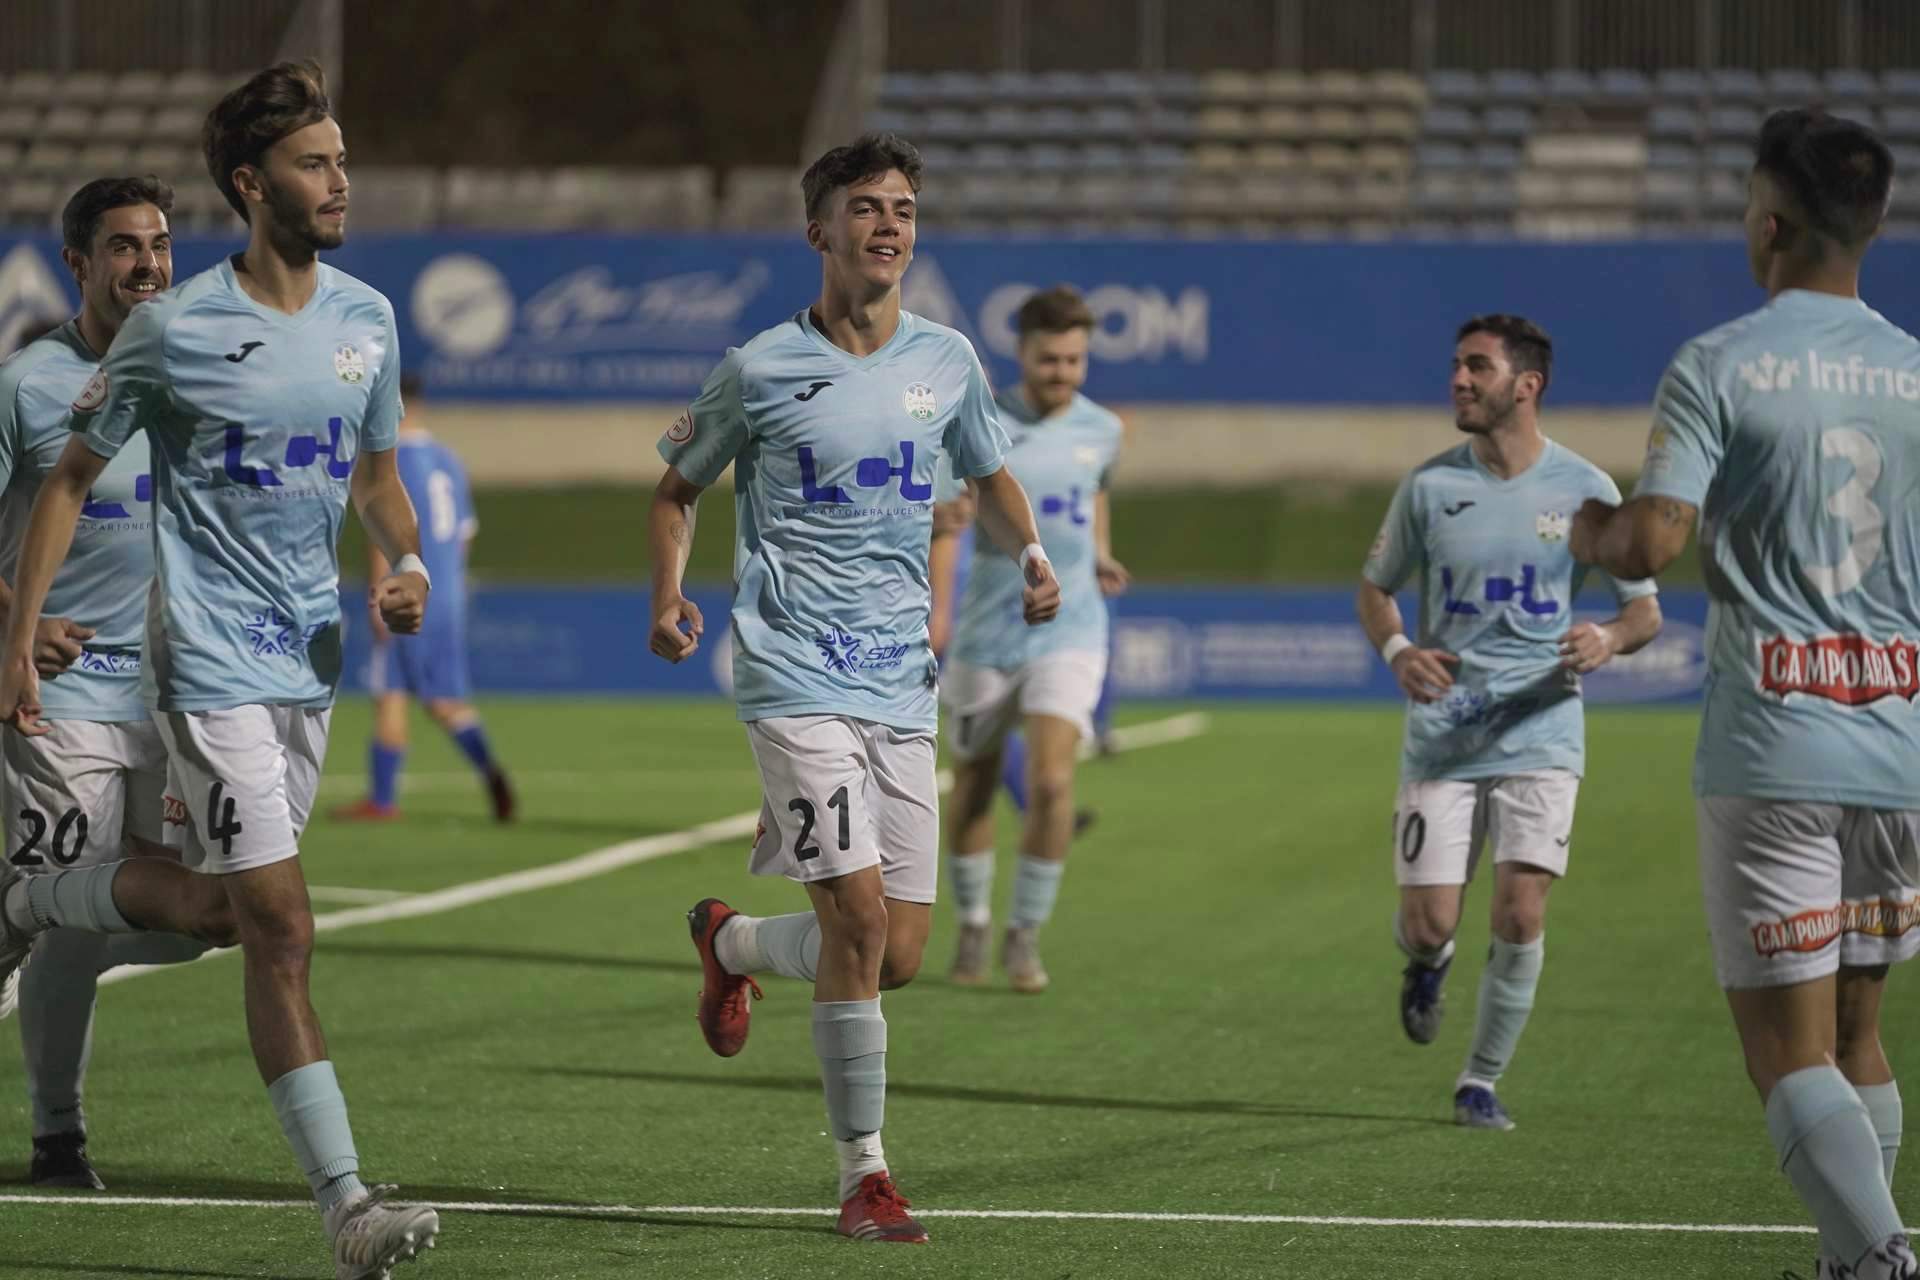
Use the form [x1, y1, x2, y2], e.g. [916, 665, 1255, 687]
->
[836, 1132, 887, 1202]
[713, 915, 766, 975]
[949, 851, 994, 928]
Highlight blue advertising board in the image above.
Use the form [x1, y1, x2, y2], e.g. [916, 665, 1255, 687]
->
[337, 583, 1710, 705]
[7, 230, 1919, 405]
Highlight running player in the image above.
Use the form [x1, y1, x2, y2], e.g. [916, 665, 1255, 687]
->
[0, 63, 440, 1277]
[1573, 109, 1917, 1280]
[938, 284, 1126, 991]
[0, 175, 221, 1191]
[334, 374, 513, 824]
[1359, 314, 1661, 1129]
[651, 132, 1059, 1244]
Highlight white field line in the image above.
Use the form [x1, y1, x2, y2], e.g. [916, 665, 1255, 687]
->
[0, 1192, 1818, 1235]
[304, 886, 414, 905]
[99, 713, 1211, 989]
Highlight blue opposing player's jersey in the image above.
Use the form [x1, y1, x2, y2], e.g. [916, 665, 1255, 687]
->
[1634, 289, 1920, 808]
[0, 320, 153, 721]
[1365, 440, 1657, 781]
[394, 431, 474, 632]
[70, 257, 403, 711]
[950, 389, 1121, 669]
[659, 309, 1008, 731]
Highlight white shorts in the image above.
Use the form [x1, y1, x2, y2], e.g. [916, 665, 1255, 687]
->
[3, 717, 174, 870]
[940, 650, 1108, 762]
[1698, 797, 1920, 990]
[745, 715, 939, 904]
[155, 705, 332, 875]
[1392, 769, 1579, 888]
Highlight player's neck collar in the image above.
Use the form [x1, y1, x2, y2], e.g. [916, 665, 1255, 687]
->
[800, 305, 910, 368]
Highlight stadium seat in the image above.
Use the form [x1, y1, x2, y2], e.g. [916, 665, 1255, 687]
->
[1308, 105, 1364, 141]
[1152, 71, 1201, 104]
[1414, 140, 1469, 170]
[1033, 70, 1097, 103]
[1095, 70, 1150, 100]
[1357, 141, 1412, 175]
[1028, 106, 1083, 140]
[1364, 105, 1420, 141]
[94, 105, 146, 138]
[1707, 142, 1753, 173]
[1246, 141, 1301, 171]
[1080, 141, 1128, 170]
[1708, 68, 1765, 103]
[1641, 169, 1699, 215]
[1421, 105, 1476, 141]
[1473, 142, 1522, 171]
[75, 140, 134, 172]
[1485, 69, 1541, 103]
[867, 108, 919, 135]
[40, 106, 94, 142]
[1515, 171, 1565, 207]
[1252, 104, 1305, 138]
[1259, 71, 1310, 103]
[1304, 142, 1358, 174]
[2, 177, 59, 227]
[1883, 107, 1920, 141]
[1308, 70, 1367, 105]
[1143, 107, 1195, 140]
[1880, 69, 1920, 103]
[877, 71, 927, 103]
[1369, 71, 1427, 109]
[1426, 69, 1483, 103]
[62, 72, 114, 106]
[164, 70, 222, 108]
[1645, 141, 1695, 170]
[1202, 70, 1259, 104]
[1082, 104, 1136, 140]
[1595, 68, 1653, 105]
[1648, 104, 1700, 140]
[1135, 142, 1186, 171]
[0, 105, 40, 143]
[21, 142, 78, 174]
[7, 72, 58, 106]
[1482, 107, 1533, 141]
[1542, 69, 1595, 102]
[1823, 68, 1879, 100]
[129, 142, 198, 182]
[1198, 105, 1252, 139]
[920, 108, 978, 142]
[979, 105, 1027, 141]
[926, 71, 989, 106]
[149, 106, 203, 140]
[1190, 142, 1244, 171]
[1764, 68, 1822, 103]
[1707, 105, 1759, 139]
[1024, 141, 1073, 171]
[1654, 68, 1708, 100]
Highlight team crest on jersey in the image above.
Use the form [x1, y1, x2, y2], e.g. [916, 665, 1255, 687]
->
[903, 382, 936, 421]
[333, 342, 365, 383]
[1074, 445, 1102, 466]
[1536, 510, 1569, 543]
[70, 368, 108, 413]
[666, 409, 694, 444]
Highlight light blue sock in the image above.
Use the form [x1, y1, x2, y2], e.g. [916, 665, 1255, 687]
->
[1008, 855, 1065, 929]
[1856, 1081, 1904, 1186]
[1767, 1066, 1906, 1271]
[813, 998, 886, 1141]
[717, 912, 819, 983]
[949, 850, 994, 927]
[267, 1061, 366, 1213]
[20, 929, 107, 1136]
[1000, 734, 1030, 811]
[25, 864, 134, 933]
[103, 932, 213, 968]
[1459, 935, 1544, 1088]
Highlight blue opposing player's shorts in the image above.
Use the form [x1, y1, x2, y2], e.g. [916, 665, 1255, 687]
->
[369, 622, 471, 701]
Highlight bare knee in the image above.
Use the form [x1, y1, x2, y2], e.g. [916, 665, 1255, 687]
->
[879, 949, 922, 990]
[1399, 896, 1459, 952]
[231, 898, 314, 971]
[819, 893, 889, 965]
[193, 889, 240, 949]
[1026, 765, 1074, 815]
[1491, 899, 1546, 945]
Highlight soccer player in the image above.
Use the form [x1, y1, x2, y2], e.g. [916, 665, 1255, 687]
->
[937, 284, 1127, 991]
[334, 374, 513, 824]
[650, 132, 1059, 1244]
[1358, 314, 1661, 1130]
[0, 63, 440, 1277]
[1573, 109, 1918, 1279]
[0, 175, 223, 1191]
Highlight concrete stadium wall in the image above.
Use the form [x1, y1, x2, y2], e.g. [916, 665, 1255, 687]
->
[424, 403, 1654, 489]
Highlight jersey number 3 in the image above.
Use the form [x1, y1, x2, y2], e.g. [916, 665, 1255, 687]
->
[1808, 427, 1885, 597]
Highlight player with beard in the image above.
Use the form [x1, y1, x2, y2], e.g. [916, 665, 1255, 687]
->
[0, 62, 440, 1278]
[1357, 314, 1661, 1129]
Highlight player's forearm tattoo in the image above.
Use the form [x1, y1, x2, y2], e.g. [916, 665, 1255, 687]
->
[669, 520, 690, 548]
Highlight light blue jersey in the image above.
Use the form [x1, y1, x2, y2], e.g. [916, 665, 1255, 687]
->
[950, 389, 1121, 669]
[0, 320, 153, 721]
[70, 258, 403, 711]
[1366, 440, 1657, 781]
[1634, 289, 1920, 808]
[660, 309, 1008, 731]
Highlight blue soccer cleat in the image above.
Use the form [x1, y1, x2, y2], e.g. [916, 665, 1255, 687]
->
[1454, 1084, 1516, 1131]
[1399, 955, 1451, 1044]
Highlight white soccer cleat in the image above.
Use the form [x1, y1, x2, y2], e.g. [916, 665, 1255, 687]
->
[325, 1184, 440, 1279]
[949, 922, 989, 985]
[1002, 925, 1050, 994]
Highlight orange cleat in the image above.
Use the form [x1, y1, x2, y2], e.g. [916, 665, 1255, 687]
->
[836, 1172, 929, 1244]
[330, 799, 400, 822]
[686, 898, 761, 1057]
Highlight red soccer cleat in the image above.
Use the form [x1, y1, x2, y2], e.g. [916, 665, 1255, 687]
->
[686, 897, 761, 1057]
[836, 1172, 929, 1244]
[486, 768, 515, 824]
[330, 799, 400, 822]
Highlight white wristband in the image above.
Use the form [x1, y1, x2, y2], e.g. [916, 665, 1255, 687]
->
[395, 553, 432, 590]
[1019, 542, 1048, 572]
[1380, 634, 1412, 666]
